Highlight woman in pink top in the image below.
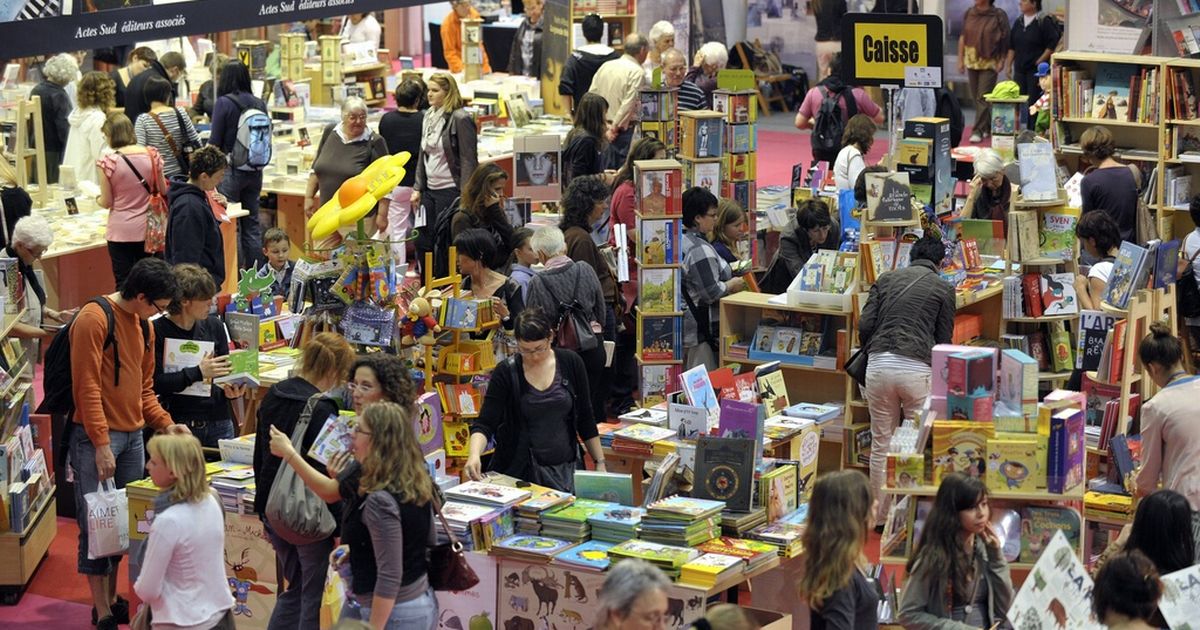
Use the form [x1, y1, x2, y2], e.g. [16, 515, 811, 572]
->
[1135, 323, 1200, 520]
[608, 137, 667, 308]
[97, 111, 167, 288]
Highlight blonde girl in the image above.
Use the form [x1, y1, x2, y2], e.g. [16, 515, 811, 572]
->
[330, 401, 438, 629]
[710, 198, 747, 267]
[134, 434, 235, 629]
[799, 470, 878, 629]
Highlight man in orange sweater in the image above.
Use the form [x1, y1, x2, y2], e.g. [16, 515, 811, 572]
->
[442, 0, 492, 74]
[68, 257, 187, 630]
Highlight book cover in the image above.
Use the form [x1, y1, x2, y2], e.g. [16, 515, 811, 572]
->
[717, 398, 763, 440]
[986, 434, 1041, 492]
[574, 471, 635, 506]
[552, 540, 615, 570]
[668, 402, 708, 440]
[1021, 273, 1044, 317]
[997, 349, 1038, 429]
[865, 172, 914, 222]
[681, 364, 720, 431]
[225, 312, 260, 351]
[680, 553, 743, 580]
[612, 423, 676, 444]
[638, 218, 680, 265]
[686, 159, 723, 197]
[771, 327, 802, 355]
[440, 297, 480, 330]
[1103, 241, 1149, 309]
[759, 464, 798, 522]
[1082, 372, 1121, 428]
[693, 436, 756, 512]
[639, 315, 681, 361]
[1091, 63, 1138, 120]
[445, 481, 532, 507]
[1048, 408, 1085, 493]
[639, 267, 679, 314]
[640, 364, 680, 407]
[1155, 239, 1182, 288]
[881, 495, 911, 557]
[647, 494, 726, 518]
[1017, 506, 1081, 564]
[931, 420, 994, 484]
[414, 392, 444, 457]
[696, 536, 777, 559]
[1016, 143, 1059, 201]
[1040, 273, 1079, 315]
[1005, 530, 1100, 629]
[754, 363, 790, 415]
[680, 115, 725, 158]
[607, 539, 700, 568]
[162, 338, 215, 397]
[636, 163, 683, 216]
[213, 350, 260, 388]
[493, 534, 577, 557]
[1039, 206, 1080, 260]
[1028, 331, 1051, 370]
[307, 410, 356, 465]
[887, 453, 924, 488]
[898, 137, 931, 167]
[1158, 564, 1200, 628]
[946, 349, 995, 397]
[1049, 321, 1074, 373]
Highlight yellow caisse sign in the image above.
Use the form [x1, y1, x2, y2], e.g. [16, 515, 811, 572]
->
[840, 13, 944, 87]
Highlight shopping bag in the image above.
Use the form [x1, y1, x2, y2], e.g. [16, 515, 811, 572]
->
[320, 561, 348, 629]
[85, 479, 129, 559]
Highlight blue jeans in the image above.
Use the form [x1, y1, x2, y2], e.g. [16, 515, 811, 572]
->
[180, 419, 235, 448]
[264, 521, 333, 630]
[341, 586, 438, 630]
[219, 167, 265, 269]
[71, 426, 145, 575]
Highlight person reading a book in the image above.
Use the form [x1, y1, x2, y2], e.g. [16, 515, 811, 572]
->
[1092, 551, 1163, 630]
[800, 470, 880, 630]
[859, 235, 955, 527]
[456, 228, 524, 334]
[1073, 210, 1122, 310]
[253, 332, 355, 630]
[960, 149, 1014, 228]
[134, 434, 235, 630]
[898, 473, 1013, 629]
[1079, 125, 1138, 244]
[324, 402, 438, 628]
[464, 308, 605, 494]
[1092, 490, 1196, 593]
[710, 199, 748, 267]
[1135, 325, 1200, 525]
[763, 198, 840, 294]
[153, 264, 246, 447]
[594, 559, 671, 630]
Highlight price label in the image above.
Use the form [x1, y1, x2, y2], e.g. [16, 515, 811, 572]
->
[904, 66, 942, 88]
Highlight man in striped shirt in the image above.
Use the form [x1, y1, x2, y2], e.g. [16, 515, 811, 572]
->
[662, 49, 706, 112]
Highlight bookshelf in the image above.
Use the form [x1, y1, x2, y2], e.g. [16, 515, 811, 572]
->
[570, 0, 635, 51]
[1161, 57, 1200, 240]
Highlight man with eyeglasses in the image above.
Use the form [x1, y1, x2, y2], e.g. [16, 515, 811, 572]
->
[65, 257, 188, 630]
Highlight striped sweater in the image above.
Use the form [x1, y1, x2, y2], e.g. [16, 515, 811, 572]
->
[134, 107, 200, 179]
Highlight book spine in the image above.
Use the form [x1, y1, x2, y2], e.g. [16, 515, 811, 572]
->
[1048, 415, 1066, 494]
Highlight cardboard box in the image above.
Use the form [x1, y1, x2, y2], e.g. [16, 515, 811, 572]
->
[742, 607, 792, 630]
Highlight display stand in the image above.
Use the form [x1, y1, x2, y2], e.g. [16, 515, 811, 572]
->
[462, 18, 485, 83]
[1097, 288, 1154, 436]
[986, 96, 1027, 162]
[638, 87, 679, 155]
[713, 90, 759, 266]
[14, 96, 47, 208]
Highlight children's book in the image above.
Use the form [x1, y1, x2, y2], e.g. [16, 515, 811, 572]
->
[753, 362, 790, 415]
[307, 410, 356, 465]
[1076, 310, 1118, 371]
[1048, 408, 1085, 493]
[1039, 206, 1080, 260]
[444, 481, 532, 507]
[759, 464, 798, 522]
[1016, 143, 1060, 201]
[551, 540, 615, 570]
[639, 316, 681, 361]
[865, 172, 914, 222]
[1039, 273, 1079, 315]
[932, 420, 995, 484]
[692, 436, 756, 512]
[668, 402, 708, 440]
[717, 398, 764, 440]
[1006, 531, 1101, 629]
[1102, 241, 1150, 309]
[414, 392, 444, 457]
[639, 267, 680, 313]
[986, 434, 1041, 492]
[638, 218, 680, 265]
[1154, 239, 1182, 288]
[573, 471, 635, 506]
[607, 539, 701, 569]
[612, 423, 676, 444]
[646, 495, 726, 519]
[1018, 506, 1081, 564]
[493, 534, 577, 557]
[679, 553, 744, 586]
[213, 350, 260, 388]
[1158, 564, 1200, 628]
[681, 364, 720, 431]
[162, 338, 215, 397]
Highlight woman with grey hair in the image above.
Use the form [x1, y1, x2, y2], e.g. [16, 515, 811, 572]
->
[644, 20, 676, 77]
[32, 53, 79, 184]
[7, 216, 68, 373]
[686, 42, 728, 107]
[305, 96, 390, 238]
[961, 148, 1015, 228]
[594, 559, 671, 630]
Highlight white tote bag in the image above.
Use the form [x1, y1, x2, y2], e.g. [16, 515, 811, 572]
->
[85, 479, 129, 559]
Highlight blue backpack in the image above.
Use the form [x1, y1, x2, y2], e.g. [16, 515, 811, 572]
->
[228, 94, 273, 171]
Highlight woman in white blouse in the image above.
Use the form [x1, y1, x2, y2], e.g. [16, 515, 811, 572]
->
[833, 113, 876, 190]
[62, 72, 114, 186]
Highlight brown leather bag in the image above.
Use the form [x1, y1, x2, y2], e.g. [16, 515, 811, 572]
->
[428, 496, 480, 592]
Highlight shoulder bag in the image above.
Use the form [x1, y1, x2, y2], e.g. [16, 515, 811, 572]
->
[549, 265, 600, 352]
[264, 393, 337, 545]
[117, 151, 168, 254]
[844, 272, 926, 386]
[429, 494, 481, 592]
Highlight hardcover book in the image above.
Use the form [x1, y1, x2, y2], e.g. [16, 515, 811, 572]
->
[639, 315, 681, 361]
[573, 471, 635, 506]
[692, 436, 756, 512]
[717, 398, 764, 441]
[1039, 206, 1080, 260]
[612, 423, 676, 444]
[1018, 506, 1081, 564]
[865, 172, 914, 222]
[639, 267, 680, 314]
[493, 534, 577, 557]
[759, 464, 798, 522]
[1006, 530, 1101, 630]
[753, 363, 790, 415]
[1048, 408, 1085, 494]
[986, 434, 1041, 492]
[681, 364, 720, 430]
[1040, 272, 1079, 315]
[931, 420, 995, 484]
[1016, 142, 1059, 201]
[635, 161, 683, 216]
[1102, 241, 1150, 309]
[552, 540, 615, 570]
[414, 391, 444, 457]
[607, 539, 701, 569]
[638, 218, 680, 265]
[1091, 63, 1138, 120]
[668, 402, 708, 440]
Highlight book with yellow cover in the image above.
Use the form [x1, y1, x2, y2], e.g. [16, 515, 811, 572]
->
[932, 420, 994, 484]
[758, 464, 797, 522]
[679, 553, 744, 587]
[986, 433, 1042, 492]
[898, 137, 932, 167]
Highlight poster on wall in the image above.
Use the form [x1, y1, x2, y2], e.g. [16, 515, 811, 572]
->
[692, 0, 726, 56]
[514, 134, 563, 202]
[637, 0, 690, 58]
[1065, 0, 1150, 55]
[0, 0, 422, 58]
[541, 0, 571, 116]
[745, 0, 816, 81]
[942, 0, 1067, 83]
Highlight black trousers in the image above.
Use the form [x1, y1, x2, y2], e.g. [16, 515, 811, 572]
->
[107, 241, 158, 290]
[414, 186, 460, 277]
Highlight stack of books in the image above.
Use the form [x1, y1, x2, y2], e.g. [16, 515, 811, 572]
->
[210, 466, 256, 512]
[1084, 490, 1134, 523]
[541, 498, 619, 542]
[491, 534, 577, 564]
[696, 536, 778, 572]
[514, 485, 574, 535]
[640, 495, 724, 547]
[552, 539, 616, 571]
[588, 505, 644, 542]
[747, 521, 806, 558]
[444, 480, 531, 509]
[679, 553, 745, 588]
[611, 423, 676, 457]
[437, 501, 500, 551]
[608, 539, 701, 579]
[719, 507, 768, 537]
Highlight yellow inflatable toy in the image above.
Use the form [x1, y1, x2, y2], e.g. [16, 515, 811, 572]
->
[306, 151, 412, 240]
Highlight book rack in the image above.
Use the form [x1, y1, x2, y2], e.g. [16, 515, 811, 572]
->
[1096, 288, 1155, 436]
[13, 96, 48, 208]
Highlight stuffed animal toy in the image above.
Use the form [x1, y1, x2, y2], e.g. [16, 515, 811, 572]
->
[402, 296, 441, 345]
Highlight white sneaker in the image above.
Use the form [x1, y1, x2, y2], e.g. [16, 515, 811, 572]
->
[969, 133, 983, 143]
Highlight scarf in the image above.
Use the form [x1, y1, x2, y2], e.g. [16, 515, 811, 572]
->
[134, 487, 191, 568]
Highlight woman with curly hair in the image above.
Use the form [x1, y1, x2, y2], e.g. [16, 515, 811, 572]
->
[448, 163, 514, 272]
[331, 402, 437, 628]
[64, 71, 115, 186]
[562, 175, 619, 340]
[800, 470, 878, 629]
[833, 113, 876, 190]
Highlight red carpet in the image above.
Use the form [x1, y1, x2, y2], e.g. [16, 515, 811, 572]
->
[756, 129, 892, 187]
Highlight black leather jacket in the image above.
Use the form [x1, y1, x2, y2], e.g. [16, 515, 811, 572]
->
[858, 259, 955, 365]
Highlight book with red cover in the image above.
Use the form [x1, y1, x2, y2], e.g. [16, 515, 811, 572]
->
[1028, 331, 1051, 370]
[1082, 372, 1121, 428]
[708, 367, 736, 400]
[1021, 273, 1043, 317]
[1107, 319, 1127, 383]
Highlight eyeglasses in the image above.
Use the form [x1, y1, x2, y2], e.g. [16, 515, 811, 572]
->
[354, 426, 372, 437]
[516, 344, 550, 357]
[346, 382, 377, 393]
[150, 299, 170, 314]
[346, 114, 367, 122]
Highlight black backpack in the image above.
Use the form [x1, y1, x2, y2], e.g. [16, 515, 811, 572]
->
[430, 199, 465, 279]
[37, 297, 150, 416]
[812, 84, 856, 164]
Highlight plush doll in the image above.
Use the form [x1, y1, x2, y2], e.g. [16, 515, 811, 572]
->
[401, 297, 441, 345]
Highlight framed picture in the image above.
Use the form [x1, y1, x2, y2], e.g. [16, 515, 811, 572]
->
[513, 134, 562, 202]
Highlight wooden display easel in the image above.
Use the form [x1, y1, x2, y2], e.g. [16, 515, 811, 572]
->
[13, 96, 48, 208]
[1097, 288, 1154, 436]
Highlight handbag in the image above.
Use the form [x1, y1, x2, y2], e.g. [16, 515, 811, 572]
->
[845, 273, 926, 386]
[428, 496, 481, 592]
[550, 266, 600, 352]
[150, 108, 199, 175]
[118, 151, 168, 254]
[264, 394, 337, 545]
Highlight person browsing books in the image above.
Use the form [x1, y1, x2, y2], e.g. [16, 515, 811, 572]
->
[833, 114, 876, 191]
[1092, 490, 1196, 596]
[456, 228, 524, 334]
[1092, 551, 1163, 630]
[761, 198, 840, 294]
[1073, 210, 1122, 310]
[1135, 325, 1200, 521]
[898, 473, 1013, 628]
[253, 332, 355, 630]
[153, 264, 247, 447]
[464, 308, 606, 494]
[710, 199, 748, 267]
[681, 187, 746, 371]
[1079, 126, 1138, 244]
[961, 149, 1015, 228]
[800, 470, 880, 630]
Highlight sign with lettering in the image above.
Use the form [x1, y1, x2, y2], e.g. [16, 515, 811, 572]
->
[0, 0, 422, 59]
[839, 13, 944, 87]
